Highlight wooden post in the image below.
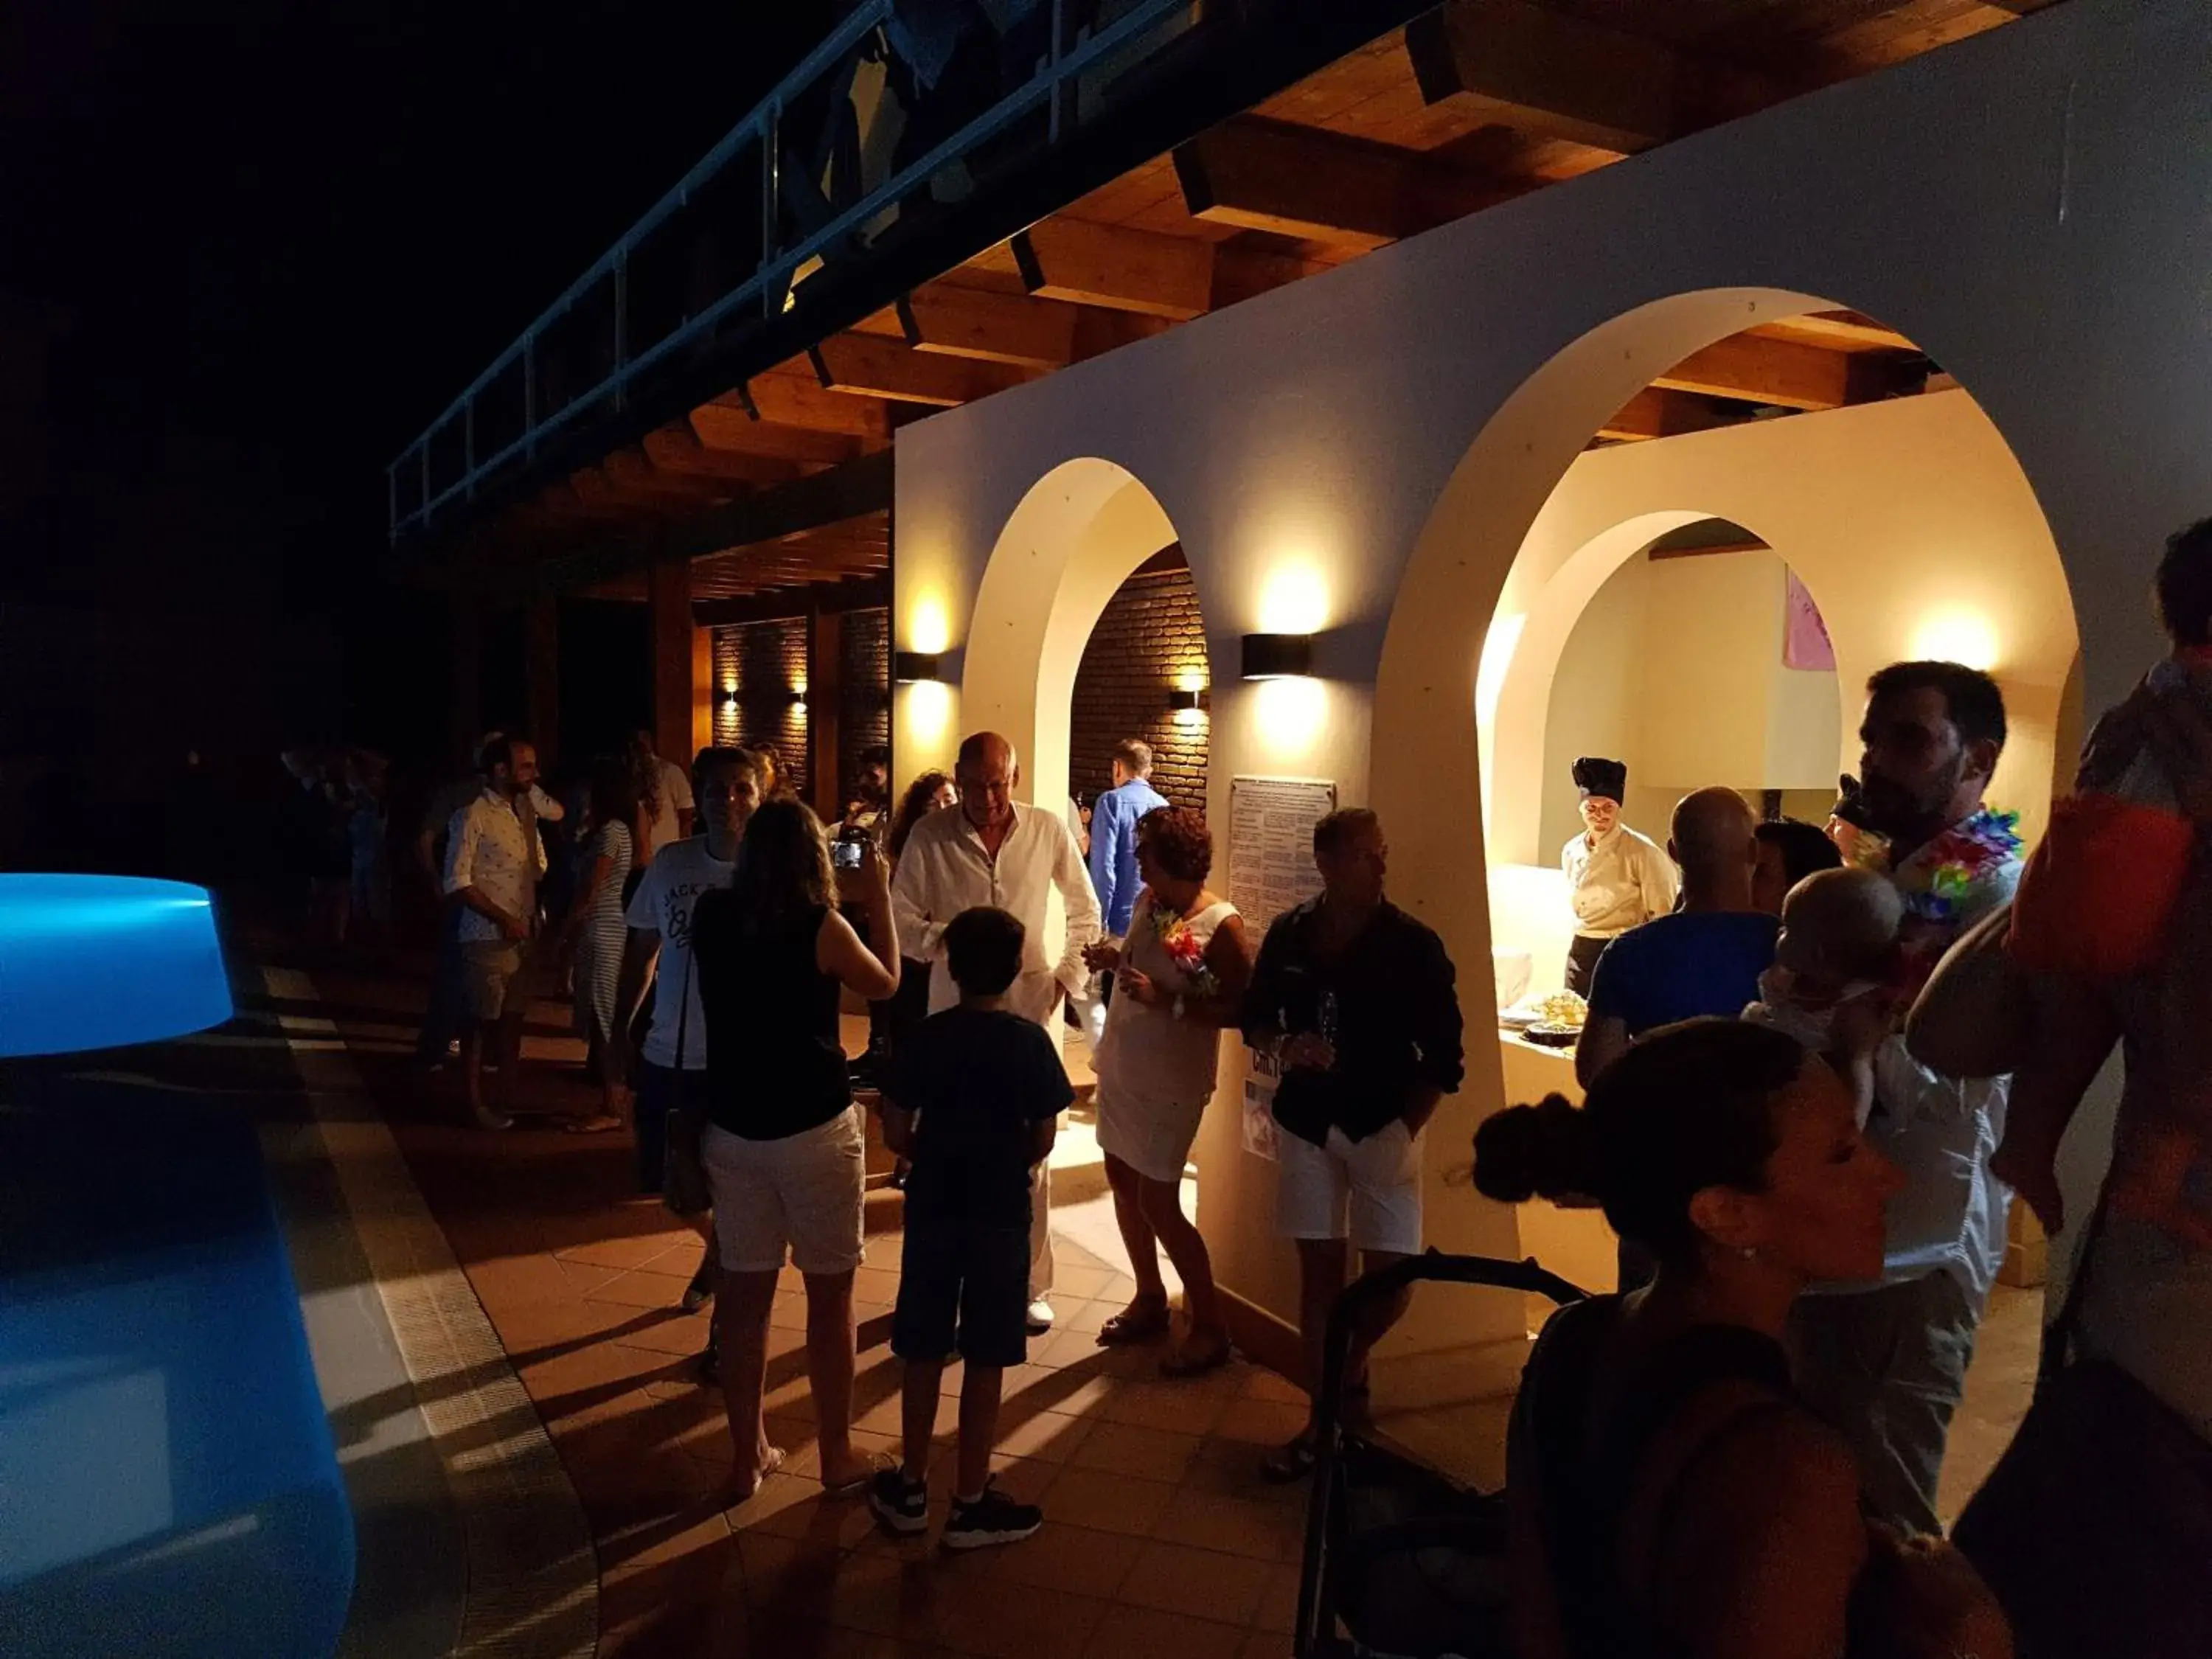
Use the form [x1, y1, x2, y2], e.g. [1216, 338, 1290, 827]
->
[525, 595, 560, 767]
[691, 625, 714, 759]
[810, 606, 844, 823]
[450, 594, 484, 770]
[648, 559, 695, 770]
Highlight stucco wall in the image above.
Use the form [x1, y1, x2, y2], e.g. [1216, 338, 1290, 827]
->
[892, 0, 2201, 1347]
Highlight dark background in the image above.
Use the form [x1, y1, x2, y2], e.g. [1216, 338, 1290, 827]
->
[0, 1, 835, 869]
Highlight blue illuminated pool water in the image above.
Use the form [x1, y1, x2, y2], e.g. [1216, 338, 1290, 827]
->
[0, 874, 234, 1057]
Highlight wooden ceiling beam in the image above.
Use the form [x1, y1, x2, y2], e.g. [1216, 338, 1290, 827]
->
[1749, 310, 1917, 353]
[807, 334, 1029, 407]
[1651, 335, 1854, 411]
[1405, 0, 1699, 155]
[1010, 218, 1214, 320]
[1173, 116, 1522, 250]
[719, 374, 894, 442]
[895, 286, 1078, 369]
[649, 422, 810, 487]
[687, 402, 860, 467]
[1595, 387, 1750, 443]
[603, 446, 733, 501]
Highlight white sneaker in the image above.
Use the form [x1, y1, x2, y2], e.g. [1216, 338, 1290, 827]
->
[1025, 1299, 1054, 1335]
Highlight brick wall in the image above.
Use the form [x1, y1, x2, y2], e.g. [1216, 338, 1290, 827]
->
[710, 618, 809, 796]
[1069, 554, 1210, 812]
[839, 607, 891, 803]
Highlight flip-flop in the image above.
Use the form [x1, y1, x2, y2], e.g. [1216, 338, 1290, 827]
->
[821, 1453, 892, 1499]
[1094, 1300, 1172, 1346]
[1158, 1338, 1234, 1379]
[562, 1114, 624, 1134]
[1259, 1435, 1317, 1484]
[726, 1445, 787, 1506]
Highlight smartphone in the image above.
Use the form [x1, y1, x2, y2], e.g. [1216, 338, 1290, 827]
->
[832, 838, 864, 869]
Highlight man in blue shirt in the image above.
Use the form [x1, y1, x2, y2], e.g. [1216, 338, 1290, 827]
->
[1575, 787, 1778, 1088]
[1074, 740, 1169, 1046]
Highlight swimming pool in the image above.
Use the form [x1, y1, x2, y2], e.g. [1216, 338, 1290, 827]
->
[0, 874, 234, 1057]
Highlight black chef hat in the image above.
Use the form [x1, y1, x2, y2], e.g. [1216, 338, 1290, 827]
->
[1572, 757, 1627, 802]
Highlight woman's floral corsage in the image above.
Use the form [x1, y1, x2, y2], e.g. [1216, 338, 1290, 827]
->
[1151, 906, 1220, 998]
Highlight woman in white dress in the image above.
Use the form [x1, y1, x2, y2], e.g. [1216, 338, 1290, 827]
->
[1084, 805, 1253, 1376]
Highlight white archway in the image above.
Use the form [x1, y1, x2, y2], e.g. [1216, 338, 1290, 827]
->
[1371, 291, 2081, 1314]
[957, 457, 1182, 814]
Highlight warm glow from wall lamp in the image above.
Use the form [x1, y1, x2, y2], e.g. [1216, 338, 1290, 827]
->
[1166, 688, 1203, 712]
[1241, 633, 1313, 681]
[894, 651, 943, 684]
[1909, 610, 2002, 672]
[719, 686, 740, 706]
[907, 598, 951, 656]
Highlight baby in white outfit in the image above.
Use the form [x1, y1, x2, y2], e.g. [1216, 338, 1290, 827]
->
[1743, 867, 1905, 1124]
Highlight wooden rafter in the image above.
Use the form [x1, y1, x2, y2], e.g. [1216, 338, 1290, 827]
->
[1174, 114, 1523, 249]
[895, 286, 1078, 369]
[807, 334, 1031, 406]
[1009, 218, 1214, 320]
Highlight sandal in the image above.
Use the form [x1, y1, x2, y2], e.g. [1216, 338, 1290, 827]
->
[1259, 1434, 1317, 1484]
[1094, 1297, 1172, 1346]
[726, 1444, 787, 1506]
[562, 1113, 625, 1135]
[1158, 1335, 1234, 1379]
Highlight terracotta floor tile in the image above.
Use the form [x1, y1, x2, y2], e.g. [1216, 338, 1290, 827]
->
[1036, 1467, 1174, 1537]
[1116, 1540, 1273, 1625]
[1179, 1440, 1305, 1506]
[1081, 1603, 1249, 1659]
[855, 1384, 960, 1440]
[1093, 1379, 1233, 1436]
[1238, 1368, 1310, 1408]
[557, 1231, 695, 1271]
[1210, 1397, 1310, 1447]
[973, 1520, 1142, 1601]
[1253, 1565, 1301, 1635]
[1147, 1488, 1304, 1562]
[1057, 1299, 1117, 1337]
[823, 1550, 975, 1644]
[591, 1267, 700, 1310]
[463, 1250, 588, 1311]
[615, 1310, 719, 1357]
[728, 1470, 832, 1536]
[771, 1290, 813, 1332]
[598, 1506, 734, 1577]
[1003, 1360, 1121, 1419]
[1049, 1262, 1120, 1301]
[914, 1450, 1058, 1512]
[987, 1405, 1094, 1464]
[554, 1255, 632, 1297]
[779, 1424, 902, 1482]
[1068, 1420, 1201, 1485]
[930, 1579, 1110, 1659]
[852, 1264, 903, 1304]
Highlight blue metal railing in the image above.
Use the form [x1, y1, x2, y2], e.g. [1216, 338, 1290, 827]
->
[389, 0, 1199, 543]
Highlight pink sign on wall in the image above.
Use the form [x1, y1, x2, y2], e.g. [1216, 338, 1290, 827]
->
[1784, 571, 1836, 672]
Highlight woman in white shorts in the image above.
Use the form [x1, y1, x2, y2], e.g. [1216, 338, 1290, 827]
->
[1083, 806, 1252, 1376]
[690, 798, 900, 1499]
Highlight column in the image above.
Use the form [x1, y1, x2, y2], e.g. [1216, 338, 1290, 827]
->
[648, 558, 695, 768]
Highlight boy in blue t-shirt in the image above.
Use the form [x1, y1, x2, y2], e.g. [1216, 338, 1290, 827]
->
[869, 906, 1071, 1550]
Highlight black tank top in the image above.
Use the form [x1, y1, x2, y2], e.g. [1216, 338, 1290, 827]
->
[1509, 1294, 1803, 1659]
[690, 894, 851, 1139]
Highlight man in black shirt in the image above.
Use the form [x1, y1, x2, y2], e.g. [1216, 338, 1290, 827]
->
[872, 906, 1069, 1550]
[1241, 808, 1464, 1480]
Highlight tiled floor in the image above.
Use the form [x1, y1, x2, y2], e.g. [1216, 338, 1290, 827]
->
[299, 955, 1316, 1659]
[288, 945, 2042, 1657]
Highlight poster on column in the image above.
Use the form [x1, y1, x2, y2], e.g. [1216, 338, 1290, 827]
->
[1227, 776, 1337, 936]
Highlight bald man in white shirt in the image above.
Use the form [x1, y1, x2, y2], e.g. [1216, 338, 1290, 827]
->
[891, 731, 1102, 1331]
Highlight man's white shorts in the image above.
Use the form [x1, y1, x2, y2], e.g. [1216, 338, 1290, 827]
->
[703, 1107, 866, 1276]
[1275, 1119, 1424, 1255]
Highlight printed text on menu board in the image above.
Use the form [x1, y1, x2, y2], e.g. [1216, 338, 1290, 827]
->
[1227, 776, 1338, 936]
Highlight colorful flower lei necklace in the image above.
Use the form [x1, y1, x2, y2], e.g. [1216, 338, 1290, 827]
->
[1149, 899, 1221, 999]
[1863, 807, 2023, 925]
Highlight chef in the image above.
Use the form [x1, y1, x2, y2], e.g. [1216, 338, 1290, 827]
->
[1561, 756, 1677, 998]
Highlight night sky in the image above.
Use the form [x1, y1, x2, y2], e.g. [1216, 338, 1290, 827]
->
[1, 1, 835, 757]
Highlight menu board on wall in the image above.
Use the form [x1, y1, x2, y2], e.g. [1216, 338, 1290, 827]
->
[1227, 775, 1338, 936]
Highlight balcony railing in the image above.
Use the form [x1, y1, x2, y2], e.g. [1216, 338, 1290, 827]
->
[388, 0, 1217, 543]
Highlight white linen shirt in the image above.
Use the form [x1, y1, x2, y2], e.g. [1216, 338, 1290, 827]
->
[444, 787, 546, 945]
[1562, 824, 1678, 939]
[891, 800, 1102, 1026]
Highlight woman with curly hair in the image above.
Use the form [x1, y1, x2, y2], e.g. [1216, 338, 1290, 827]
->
[1083, 805, 1251, 1375]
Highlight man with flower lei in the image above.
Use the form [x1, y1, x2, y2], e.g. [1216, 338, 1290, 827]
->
[1791, 661, 2023, 1538]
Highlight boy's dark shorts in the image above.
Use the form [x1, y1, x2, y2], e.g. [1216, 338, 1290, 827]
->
[891, 1222, 1031, 1369]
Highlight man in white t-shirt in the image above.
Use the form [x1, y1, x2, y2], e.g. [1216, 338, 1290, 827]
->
[611, 746, 762, 1380]
[629, 728, 697, 863]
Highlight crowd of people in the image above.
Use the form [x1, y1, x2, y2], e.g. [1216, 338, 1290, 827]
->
[354, 524, 2212, 1644]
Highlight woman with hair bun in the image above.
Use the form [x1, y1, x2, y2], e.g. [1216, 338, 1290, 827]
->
[1478, 1018, 2011, 1659]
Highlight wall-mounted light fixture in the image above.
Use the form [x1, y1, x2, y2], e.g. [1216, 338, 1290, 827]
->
[1240, 633, 1313, 681]
[1166, 687, 1203, 712]
[718, 686, 740, 707]
[785, 688, 808, 707]
[893, 650, 943, 683]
